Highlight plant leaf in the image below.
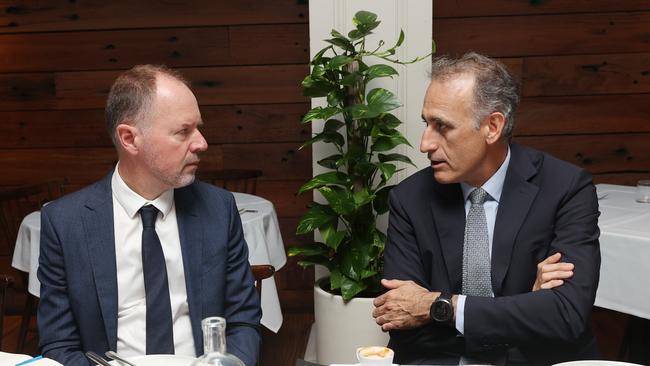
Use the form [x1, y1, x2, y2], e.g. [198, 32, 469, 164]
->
[317, 154, 343, 169]
[378, 153, 416, 167]
[287, 243, 329, 257]
[371, 134, 411, 152]
[353, 188, 375, 208]
[319, 224, 346, 250]
[365, 64, 398, 81]
[311, 65, 325, 78]
[348, 104, 377, 120]
[298, 172, 350, 194]
[378, 113, 401, 130]
[373, 185, 395, 214]
[318, 186, 355, 215]
[302, 106, 341, 123]
[325, 37, 354, 53]
[340, 72, 362, 86]
[340, 276, 367, 301]
[378, 163, 397, 182]
[301, 75, 333, 97]
[366, 88, 401, 114]
[353, 10, 378, 27]
[299, 130, 345, 150]
[324, 119, 345, 132]
[296, 203, 338, 234]
[326, 55, 354, 70]
[330, 269, 343, 290]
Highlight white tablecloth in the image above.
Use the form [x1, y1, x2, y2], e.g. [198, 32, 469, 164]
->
[595, 184, 650, 319]
[11, 192, 287, 332]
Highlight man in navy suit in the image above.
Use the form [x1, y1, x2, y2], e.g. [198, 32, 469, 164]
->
[372, 53, 600, 365]
[37, 65, 261, 365]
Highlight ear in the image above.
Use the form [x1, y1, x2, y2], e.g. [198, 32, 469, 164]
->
[484, 112, 506, 144]
[115, 123, 140, 155]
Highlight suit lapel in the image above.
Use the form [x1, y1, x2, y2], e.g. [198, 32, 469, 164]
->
[491, 145, 539, 294]
[83, 174, 118, 349]
[430, 182, 466, 293]
[174, 186, 204, 355]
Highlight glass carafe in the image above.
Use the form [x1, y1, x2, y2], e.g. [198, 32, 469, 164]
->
[191, 317, 245, 366]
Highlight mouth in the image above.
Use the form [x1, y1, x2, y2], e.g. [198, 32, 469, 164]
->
[430, 159, 446, 169]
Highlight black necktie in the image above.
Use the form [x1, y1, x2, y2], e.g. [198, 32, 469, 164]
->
[139, 205, 175, 354]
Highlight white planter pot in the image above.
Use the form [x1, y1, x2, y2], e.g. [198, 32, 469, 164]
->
[314, 280, 389, 364]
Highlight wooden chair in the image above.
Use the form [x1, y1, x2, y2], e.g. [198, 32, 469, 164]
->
[197, 169, 263, 194]
[251, 264, 275, 297]
[250, 264, 275, 366]
[0, 273, 14, 350]
[0, 179, 66, 352]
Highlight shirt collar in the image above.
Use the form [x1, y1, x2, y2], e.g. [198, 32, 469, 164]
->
[460, 146, 511, 203]
[111, 162, 175, 219]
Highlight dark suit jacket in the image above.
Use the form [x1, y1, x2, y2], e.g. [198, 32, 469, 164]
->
[37, 173, 261, 366]
[383, 144, 601, 365]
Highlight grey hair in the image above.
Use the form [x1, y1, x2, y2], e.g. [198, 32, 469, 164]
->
[105, 64, 190, 145]
[429, 52, 520, 140]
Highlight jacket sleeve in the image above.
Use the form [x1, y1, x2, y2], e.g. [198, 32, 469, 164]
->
[464, 169, 600, 352]
[223, 195, 262, 366]
[37, 206, 92, 366]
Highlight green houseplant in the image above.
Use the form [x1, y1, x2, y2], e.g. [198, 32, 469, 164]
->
[288, 11, 431, 300]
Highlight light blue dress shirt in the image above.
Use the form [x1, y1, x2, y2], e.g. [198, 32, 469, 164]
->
[455, 147, 511, 335]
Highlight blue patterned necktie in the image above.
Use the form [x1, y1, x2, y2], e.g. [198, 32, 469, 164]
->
[139, 205, 175, 354]
[462, 188, 493, 297]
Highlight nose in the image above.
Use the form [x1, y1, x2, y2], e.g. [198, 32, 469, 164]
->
[191, 129, 208, 153]
[419, 125, 438, 154]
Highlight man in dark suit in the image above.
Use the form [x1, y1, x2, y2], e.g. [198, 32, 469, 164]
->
[372, 53, 600, 365]
[37, 65, 261, 365]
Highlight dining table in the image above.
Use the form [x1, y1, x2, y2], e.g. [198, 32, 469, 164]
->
[11, 192, 287, 333]
[594, 184, 650, 319]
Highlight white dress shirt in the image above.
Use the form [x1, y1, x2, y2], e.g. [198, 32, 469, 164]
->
[455, 147, 511, 335]
[111, 166, 196, 356]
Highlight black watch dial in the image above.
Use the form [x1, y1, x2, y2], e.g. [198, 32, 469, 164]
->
[431, 294, 453, 322]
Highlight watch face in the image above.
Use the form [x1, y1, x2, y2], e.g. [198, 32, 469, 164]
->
[434, 299, 452, 321]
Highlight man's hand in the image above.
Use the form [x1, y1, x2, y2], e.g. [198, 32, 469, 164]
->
[372, 279, 437, 331]
[532, 252, 574, 291]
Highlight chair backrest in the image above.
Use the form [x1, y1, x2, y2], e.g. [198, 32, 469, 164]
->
[197, 169, 263, 194]
[250, 264, 275, 297]
[0, 180, 66, 255]
[0, 273, 14, 348]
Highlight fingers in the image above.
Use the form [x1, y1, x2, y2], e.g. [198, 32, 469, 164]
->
[537, 252, 561, 269]
[540, 279, 564, 290]
[380, 278, 408, 289]
[540, 269, 574, 282]
[541, 262, 574, 273]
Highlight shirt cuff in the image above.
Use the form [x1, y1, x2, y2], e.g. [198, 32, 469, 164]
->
[455, 294, 466, 335]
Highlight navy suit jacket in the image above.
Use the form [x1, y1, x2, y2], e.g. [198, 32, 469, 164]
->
[37, 173, 261, 366]
[383, 144, 601, 365]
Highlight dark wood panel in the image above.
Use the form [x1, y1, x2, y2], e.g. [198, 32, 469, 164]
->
[435, 0, 650, 18]
[221, 143, 311, 181]
[514, 134, 650, 174]
[0, 24, 308, 73]
[435, 12, 650, 57]
[278, 290, 314, 314]
[0, 0, 307, 34]
[0, 65, 308, 110]
[522, 53, 650, 97]
[593, 173, 650, 186]
[515, 95, 650, 136]
[278, 216, 312, 248]
[0, 103, 310, 148]
[256, 179, 310, 218]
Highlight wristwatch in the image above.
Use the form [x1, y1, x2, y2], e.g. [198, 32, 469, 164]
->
[430, 292, 454, 323]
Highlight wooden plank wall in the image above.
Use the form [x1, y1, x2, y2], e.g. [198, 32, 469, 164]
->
[0, 0, 315, 313]
[434, 0, 650, 185]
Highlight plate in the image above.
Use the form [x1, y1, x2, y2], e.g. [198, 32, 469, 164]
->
[108, 354, 196, 366]
[553, 361, 643, 366]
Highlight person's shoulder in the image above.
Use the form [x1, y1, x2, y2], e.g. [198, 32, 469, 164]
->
[392, 167, 437, 197]
[43, 176, 110, 215]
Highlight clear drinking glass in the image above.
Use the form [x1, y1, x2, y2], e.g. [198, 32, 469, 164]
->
[191, 317, 245, 366]
[636, 180, 650, 203]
